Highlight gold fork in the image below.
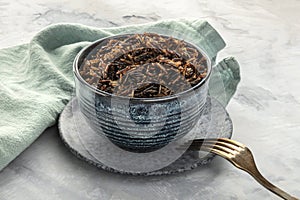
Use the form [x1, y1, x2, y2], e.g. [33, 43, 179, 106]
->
[186, 138, 298, 200]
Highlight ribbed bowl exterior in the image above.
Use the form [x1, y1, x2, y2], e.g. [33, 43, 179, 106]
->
[75, 77, 209, 152]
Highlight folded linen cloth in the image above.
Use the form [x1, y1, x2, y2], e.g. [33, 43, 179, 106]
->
[0, 19, 240, 170]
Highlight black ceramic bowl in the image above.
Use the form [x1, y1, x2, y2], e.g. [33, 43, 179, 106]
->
[73, 33, 211, 152]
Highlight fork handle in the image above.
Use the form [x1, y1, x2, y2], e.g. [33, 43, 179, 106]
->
[245, 166, 298, 200]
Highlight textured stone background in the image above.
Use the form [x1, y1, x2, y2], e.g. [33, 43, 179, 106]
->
[0, 0, 300, 199]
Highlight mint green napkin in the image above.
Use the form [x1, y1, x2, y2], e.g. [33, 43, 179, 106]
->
[0, 19, 240, 170]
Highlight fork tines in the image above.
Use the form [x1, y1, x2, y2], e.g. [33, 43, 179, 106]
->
[186, 138, 245, 153]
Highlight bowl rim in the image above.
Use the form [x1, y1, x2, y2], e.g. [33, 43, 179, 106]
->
[73, 33, 212, 103]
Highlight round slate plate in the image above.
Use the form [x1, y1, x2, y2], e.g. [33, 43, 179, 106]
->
[58, 97, 232, 176]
